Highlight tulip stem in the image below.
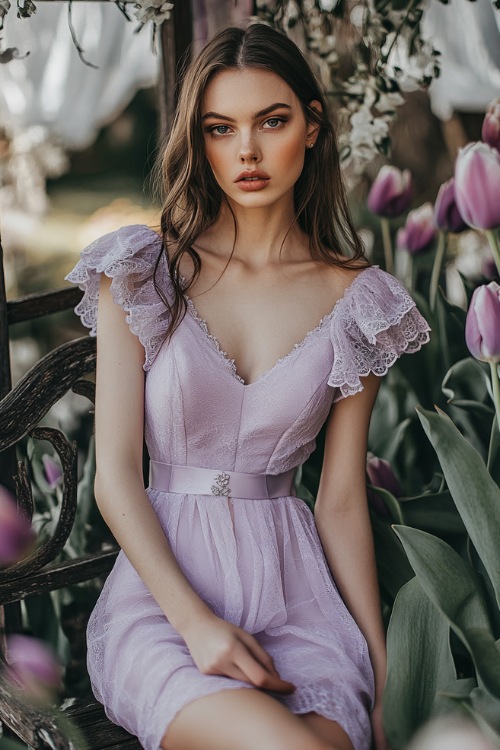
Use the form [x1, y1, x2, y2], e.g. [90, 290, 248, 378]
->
[485, 230, 500, 277]
[430, 231, 447, 312]
[489, 361, 500, 435]
[380, 218, 393, 275]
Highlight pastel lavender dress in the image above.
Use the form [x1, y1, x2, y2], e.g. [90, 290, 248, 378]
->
[65, 224, 430, 750]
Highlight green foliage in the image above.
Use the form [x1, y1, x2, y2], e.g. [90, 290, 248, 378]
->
[383, 409, 500, 744]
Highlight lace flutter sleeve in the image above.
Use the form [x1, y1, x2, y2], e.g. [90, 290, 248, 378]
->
[328, 266, 430, 401]
[64, 224, 169, 371]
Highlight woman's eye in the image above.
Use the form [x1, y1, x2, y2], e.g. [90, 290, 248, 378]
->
[264, 118, 285, 129]
[210, 125, 231, 136]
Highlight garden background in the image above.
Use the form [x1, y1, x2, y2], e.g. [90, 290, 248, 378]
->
[1, 0, 500, 748]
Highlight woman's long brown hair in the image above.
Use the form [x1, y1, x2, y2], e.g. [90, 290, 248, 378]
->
[152, 23, 367, 342]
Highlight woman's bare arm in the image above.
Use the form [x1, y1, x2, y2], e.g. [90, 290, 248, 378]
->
[314, 374, 387, 695]
[92, 274, 293, 692]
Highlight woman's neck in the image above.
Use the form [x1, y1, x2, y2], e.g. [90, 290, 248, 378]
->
[200, 199, 310, 268]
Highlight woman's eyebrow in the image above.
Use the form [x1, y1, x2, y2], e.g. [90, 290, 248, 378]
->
[202, 103, 292, 122]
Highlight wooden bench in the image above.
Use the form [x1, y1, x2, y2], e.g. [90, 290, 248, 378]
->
[0, 236, 144, 748]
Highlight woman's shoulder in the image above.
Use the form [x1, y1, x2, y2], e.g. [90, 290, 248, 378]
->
[326, 263, 431, 400]
[64, 223, 170, 371]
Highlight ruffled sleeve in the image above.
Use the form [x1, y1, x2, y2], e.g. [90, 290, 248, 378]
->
[64, 224, 169, 371]
[328, 266, 430, 401]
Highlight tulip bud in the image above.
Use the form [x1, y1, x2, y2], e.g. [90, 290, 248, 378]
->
[482, 99, 500, 152]
[397, 203, 436, 254]
[366, 454, 401, 518]
[5, 635, 63, 702]
[465, 282, 500, 363]
[0, 486, 35, 566]
[42, 454, 62, 490]
[366, 454, 402, 497]
[454, 142, 500, 230]
[434, 178, 467, 234]
[367, 165, 413, 218]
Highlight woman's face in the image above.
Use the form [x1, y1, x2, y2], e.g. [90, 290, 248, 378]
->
[201, 67, 318, 210]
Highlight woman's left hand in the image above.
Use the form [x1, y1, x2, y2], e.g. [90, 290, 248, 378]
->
[370, 700, 391, 750]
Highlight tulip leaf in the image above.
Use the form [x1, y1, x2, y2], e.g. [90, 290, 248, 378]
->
[437, 677, 477, 701]
[384, 576, 456, 748]
[416, 406, 500, 607]
[442, 358, 490, 407]
[393, 525, 500, 698]
[367, 485, 404, 524]
[488, 417, 500, 485]
[370, 514, 414, 601]
[470, 686, 500, 733]
[398, 491, 466, 536]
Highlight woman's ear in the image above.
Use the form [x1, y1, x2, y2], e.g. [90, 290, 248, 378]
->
[306, 100, 322, 146]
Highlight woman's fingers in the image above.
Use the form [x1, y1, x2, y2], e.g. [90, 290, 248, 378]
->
[239, 631, 279, 676]
[233, 641, 296, 694]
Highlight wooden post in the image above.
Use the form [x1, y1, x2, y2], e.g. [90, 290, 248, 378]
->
[158, 0, 194, 141]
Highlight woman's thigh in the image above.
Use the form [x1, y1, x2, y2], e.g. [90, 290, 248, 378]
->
[300, 713, 355, 750]
[161, 687, 339, 750]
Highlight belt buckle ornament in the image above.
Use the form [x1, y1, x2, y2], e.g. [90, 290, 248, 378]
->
[211, 472, 231, 496]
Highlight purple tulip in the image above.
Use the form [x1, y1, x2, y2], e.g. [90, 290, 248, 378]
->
[397, 203, 436, 255]
[465, 282, 500, 363]
[366, 455, 402, 497]
[0, 486, 35, 566]
[5, 635, 62, 701]
[434, 178, 467, 234]
[454, 142, 500, 230]
[367, 165, 413, 218]
[482, 99, 500, 152]
[42, 454, 62, 489]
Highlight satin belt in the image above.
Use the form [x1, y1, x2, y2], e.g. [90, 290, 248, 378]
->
[149, 461, 296, 499]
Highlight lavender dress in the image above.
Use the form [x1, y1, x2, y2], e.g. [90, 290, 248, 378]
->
[65, 224, 430, 750]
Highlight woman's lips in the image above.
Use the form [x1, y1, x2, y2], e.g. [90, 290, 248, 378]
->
[236, 177, 270, 191]
[234, 172, 271, 192]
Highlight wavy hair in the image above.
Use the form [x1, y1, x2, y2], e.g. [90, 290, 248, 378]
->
[152, 22, 367, 341]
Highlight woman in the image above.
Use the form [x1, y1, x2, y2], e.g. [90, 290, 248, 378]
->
[65, 22, 429, 750]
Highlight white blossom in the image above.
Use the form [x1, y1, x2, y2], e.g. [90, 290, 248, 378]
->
[133, 0, 174, 26]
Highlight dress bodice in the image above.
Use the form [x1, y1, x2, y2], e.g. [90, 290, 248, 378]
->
[65, 224, 430, 475]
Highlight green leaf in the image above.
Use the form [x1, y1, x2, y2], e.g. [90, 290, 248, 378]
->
[394, 525, 500, 698]
[416, 407, 500, 607]
[371, 515, 414, 602]
[384, 577, 456, 748]
[469, 685, 500, 736]
[399, 491, 466, 536]
[367, 486, 404, 524]
[488, 417, 500, 485]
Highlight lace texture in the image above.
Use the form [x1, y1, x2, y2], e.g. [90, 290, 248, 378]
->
[64, 224, 168, 371]
[328, 266, 431, 399]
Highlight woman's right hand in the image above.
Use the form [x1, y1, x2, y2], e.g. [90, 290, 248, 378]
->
[182, 614, 296, 694]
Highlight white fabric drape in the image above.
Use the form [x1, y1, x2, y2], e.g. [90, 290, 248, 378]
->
[423, 0, 500, 120]
[0, 3, 158, 150]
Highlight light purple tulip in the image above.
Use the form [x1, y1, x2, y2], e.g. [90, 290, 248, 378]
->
[482, 99, 500, 152]
[465, 282, 500, 363]
[0, 486, 35, 566]
[42, 454, 62, 489]
[5, 635, 62, 701]
[397, 203, 436, 255]
[454, 142, 500, 230]
[434, 178, 467, 234]
[367, 165, 413, 218]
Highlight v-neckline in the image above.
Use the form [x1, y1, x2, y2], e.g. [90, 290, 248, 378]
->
[182, 266, 376, 388]
[140, 225, 375, 388]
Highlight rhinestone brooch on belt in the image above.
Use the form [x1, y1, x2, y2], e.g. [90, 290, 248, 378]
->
[211, 472, 231, 496]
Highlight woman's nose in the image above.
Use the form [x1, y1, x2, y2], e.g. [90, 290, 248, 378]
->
[238, 135, 260, 163]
